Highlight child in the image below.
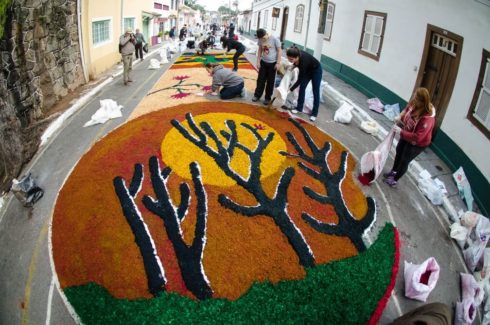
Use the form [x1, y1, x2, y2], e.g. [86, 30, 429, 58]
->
[205, 63, 245, 100]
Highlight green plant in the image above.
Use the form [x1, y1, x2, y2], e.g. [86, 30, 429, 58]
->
[157, 31, 163, 37]
[164, 31, 169, 35]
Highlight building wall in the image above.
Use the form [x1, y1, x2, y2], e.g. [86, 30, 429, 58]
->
[252, 0, 490, 214]
[82, 0, 121, 79]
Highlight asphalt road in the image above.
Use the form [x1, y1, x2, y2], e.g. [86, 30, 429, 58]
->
[0, 44, 473, 324]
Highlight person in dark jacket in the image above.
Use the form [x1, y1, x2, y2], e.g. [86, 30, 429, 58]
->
[383, 87, 436, 187]
[228, 23, 235, 39]
[179, 25, 187, 41]
[205, 63, 245, 100]
[286, 47, 322, 121]
[169, 26, 176, 41]
[222, 38, 246, 71]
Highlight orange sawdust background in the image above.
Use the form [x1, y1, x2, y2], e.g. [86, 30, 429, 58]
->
[52, 102, 369, 301]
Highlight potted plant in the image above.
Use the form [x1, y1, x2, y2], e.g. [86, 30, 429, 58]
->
[157, 31, 163, 43]
[163, 31, 169, 41]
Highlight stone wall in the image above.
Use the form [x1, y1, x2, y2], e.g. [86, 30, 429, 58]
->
[0, 0, 84, 192]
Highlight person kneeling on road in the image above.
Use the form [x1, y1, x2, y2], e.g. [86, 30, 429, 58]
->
[205, 63, 245, 100]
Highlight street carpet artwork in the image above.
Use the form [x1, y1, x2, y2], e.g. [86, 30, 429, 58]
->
[129, 51, 257, 120]
[51, 100, 400, 324]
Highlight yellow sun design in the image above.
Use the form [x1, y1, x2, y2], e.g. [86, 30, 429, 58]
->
[161, 113, 287, 186]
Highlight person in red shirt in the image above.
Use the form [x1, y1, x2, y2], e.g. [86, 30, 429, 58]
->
[384, 87, 436, 187]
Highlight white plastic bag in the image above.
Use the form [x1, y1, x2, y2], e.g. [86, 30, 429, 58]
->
[417, 177, 444, 205]
[304, 81, 327, 112]
[450, 222, 469, 248]
[359, 120, 379, 135]
[404, 257, 440, 302]
[148, 59, 161, 70]
[453, 167, 475, 211]
[334, 101, 353, 124]
[159, 49, 168, 64]
[455, 273, 484, 325]
[359, 128, 395, 184]
[84, 99, 123, 127]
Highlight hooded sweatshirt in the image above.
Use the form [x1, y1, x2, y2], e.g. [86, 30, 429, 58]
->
[211, 65, 244, 92]
[400, 105, 436, 147]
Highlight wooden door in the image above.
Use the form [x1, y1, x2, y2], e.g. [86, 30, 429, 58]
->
[416, 26, 463, 130]
[280, 7, 289, 42]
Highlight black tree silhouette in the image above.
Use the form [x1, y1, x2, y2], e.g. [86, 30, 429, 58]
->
[113, 157, 213, 299]
[281, 118, 376, 252]
[171, 113, 315, 267]
[113, 164, 167, 296]
[142, 157, 213, 300]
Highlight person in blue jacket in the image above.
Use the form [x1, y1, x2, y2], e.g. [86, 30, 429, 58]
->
[286, 47, 323, 121]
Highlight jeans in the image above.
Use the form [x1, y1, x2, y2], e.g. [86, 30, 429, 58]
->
[135, 43, 144, 59]
[296, 65, 323, 117]
[220, 82, 244, 100]
[254, 61, 276, 101]
[232, 46, 245, 70]
[392, 139, 425, 180]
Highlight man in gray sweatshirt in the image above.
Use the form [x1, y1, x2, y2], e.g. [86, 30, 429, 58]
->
[205, 63, 245, 100]
[119, 28, 136, 85]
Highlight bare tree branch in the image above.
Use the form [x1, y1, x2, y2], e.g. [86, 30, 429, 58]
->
[172, 115, 315, 267]
[284, 118, 376, 252]
[113, 164, 166, 296]
[142, 156, 213, 300]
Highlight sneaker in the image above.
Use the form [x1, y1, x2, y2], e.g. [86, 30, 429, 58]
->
[383, 171, 396, 179]
[232, 68, 238, 71]
[240, 88, 245, 98]
[383, 176, 397, 187]
[263, 99, 270, 105]
[291, 109, 299, 114]
[252, 96, 259, 102]
[310, 116, 317, 121]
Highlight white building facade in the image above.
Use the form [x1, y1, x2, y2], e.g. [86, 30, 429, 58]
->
[251, 0, 490, 215]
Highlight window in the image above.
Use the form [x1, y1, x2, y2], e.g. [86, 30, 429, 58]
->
[154, 2, 163, 9]
[264, 10, 268, 29]
[358, 11, 386, 60]
[124, 17, 135, 32]
[92, 18, 111, 45]
[162, 4, 169, 10]
[294, 5, 304, 33]
[324, 2, 335, 41]
[468, 49, 490, 139]
[272, 17, 277, 30]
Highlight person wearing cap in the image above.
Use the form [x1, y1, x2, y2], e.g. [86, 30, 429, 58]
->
[119, 28, 136, 86]
[252, 28, 282, 105]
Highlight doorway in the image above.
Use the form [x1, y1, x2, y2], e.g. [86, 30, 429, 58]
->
[415, 25, 463, 130]
[280, 7, 289, 42]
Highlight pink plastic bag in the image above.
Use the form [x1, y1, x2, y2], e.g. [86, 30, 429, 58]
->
[404, 257, 440, 302]
[358, 128, 396, 185]
[367, 97, 384, 113]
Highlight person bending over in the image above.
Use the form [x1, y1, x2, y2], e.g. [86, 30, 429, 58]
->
[222, 37, 246, 71]
[205, 63, 245, 100]
[286, 47, 323, 122]
[252, 28, 282, 106]
[383, 87, 436, 187]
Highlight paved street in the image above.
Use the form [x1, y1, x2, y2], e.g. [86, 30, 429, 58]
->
[0, 42, 476, 324]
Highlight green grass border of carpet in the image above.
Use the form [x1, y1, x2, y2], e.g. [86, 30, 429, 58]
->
[64, 224, 398, 325]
